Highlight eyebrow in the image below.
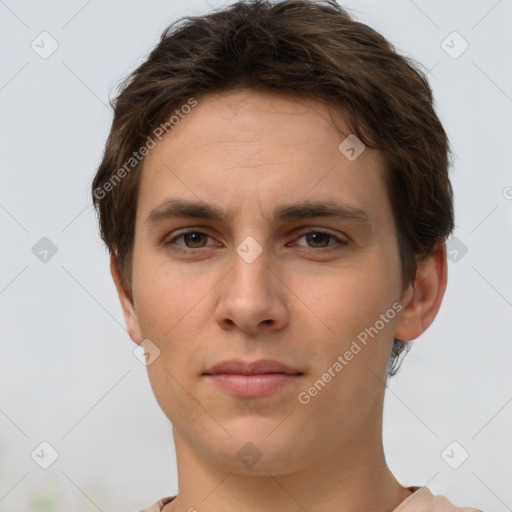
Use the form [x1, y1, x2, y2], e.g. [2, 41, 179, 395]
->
[145, 197, 373, 229]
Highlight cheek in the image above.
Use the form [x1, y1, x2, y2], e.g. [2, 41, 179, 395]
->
[293, 253, 401, 408]
[135, 260, 212, 425]
[293, 264, 400, 420]
[296, 257, 400, 342]
[131, 255, 220, 399]
[132, 252, 207, 339]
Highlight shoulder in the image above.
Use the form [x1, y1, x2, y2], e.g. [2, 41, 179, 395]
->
[394, 487, 484, 512]
[136, 495, 176, 512]
[139, 490, 484, 512]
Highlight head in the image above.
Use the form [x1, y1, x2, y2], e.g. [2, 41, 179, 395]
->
[92, 0, 453, 475]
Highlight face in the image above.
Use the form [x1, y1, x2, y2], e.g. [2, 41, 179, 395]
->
[118, 88, 411, 475]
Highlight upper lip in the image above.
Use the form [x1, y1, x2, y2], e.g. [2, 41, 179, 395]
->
[203, 359, 303, 376]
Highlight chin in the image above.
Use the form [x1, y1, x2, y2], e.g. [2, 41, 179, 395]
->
[202, 424, 310, 476]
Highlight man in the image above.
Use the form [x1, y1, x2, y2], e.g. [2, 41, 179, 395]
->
[91, 1, 483, 510]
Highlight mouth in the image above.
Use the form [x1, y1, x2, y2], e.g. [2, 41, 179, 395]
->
[202, 359, 304, 398]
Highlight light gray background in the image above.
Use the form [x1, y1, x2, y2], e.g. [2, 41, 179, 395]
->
[1, 1, 511, 511]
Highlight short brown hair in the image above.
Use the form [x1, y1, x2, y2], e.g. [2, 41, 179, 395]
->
[91, 0, 454, 376]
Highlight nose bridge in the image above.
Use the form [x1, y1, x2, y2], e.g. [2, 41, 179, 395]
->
[215, 233, 289, 333]
[226, 198, 272, 286]
[229, 234, 274, 302]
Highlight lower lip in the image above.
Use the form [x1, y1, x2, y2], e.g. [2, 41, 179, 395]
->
[204, 373, 302, 397]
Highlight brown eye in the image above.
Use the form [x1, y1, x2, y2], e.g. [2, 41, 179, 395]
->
[182, 232, 208, 248]
[305, 232, 331, 248]
[295, 230, 347, 250]
[166, 230, 218, 254]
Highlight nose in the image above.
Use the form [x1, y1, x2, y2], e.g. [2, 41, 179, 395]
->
[214, 244, 289, 335]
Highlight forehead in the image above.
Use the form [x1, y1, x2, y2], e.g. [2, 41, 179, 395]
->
[137, 88, 390, 228]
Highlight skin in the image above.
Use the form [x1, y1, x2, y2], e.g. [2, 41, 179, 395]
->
[111, 88, 448, 512]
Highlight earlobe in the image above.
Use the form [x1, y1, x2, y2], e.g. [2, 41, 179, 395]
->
[110, 255, 143, 345]
[394, 242, 448, 342]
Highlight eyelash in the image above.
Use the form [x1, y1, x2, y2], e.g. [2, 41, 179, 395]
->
[165, 229, 347, 254]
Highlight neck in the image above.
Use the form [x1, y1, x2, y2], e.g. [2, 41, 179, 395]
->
[165, 400, 412, 512]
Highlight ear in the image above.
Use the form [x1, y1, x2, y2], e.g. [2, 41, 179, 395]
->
[394, 241, 448, 342]
[110, 254, 143, 345]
